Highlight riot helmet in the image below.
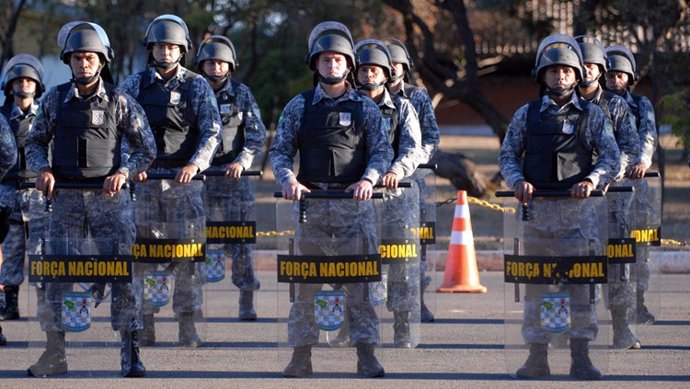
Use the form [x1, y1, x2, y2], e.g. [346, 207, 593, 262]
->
[57, 21, 114, 84]
[382, 37, 413, 84]
[532, 34, 584, 97]
[605, 44, 638, 85]
[144, 15, 192, 69]
[306, 21, 355, 85]
[354, 39, 394, 91]
[1, 54, 45, 98]
[195, 35, 238, 83]
[575, 35, 607, 88]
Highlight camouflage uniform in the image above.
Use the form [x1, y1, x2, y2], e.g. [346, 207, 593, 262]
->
[0, 115, 16, 187]
[205, 79, 265, 292]
[0, 102, 47, 293]
[24, 79, 156, 332]
[120, 65, 221, 317]
[499, 92, 620, 343]
[270, 82, 392, 347]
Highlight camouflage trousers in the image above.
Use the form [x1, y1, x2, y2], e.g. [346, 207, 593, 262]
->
[412, 169, 436, 302]
[204, 172, 259, 291]
[0, 184, 47, 286]
[35, 189, 141, 332]
[605, 188, 636, 308]
[133, 167, 205, 315]
[287, 197, 380, 347]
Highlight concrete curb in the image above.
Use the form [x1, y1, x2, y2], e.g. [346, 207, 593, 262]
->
[254, 249, 690, 273]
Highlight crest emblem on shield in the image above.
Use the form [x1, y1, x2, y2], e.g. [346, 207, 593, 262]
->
[339, 112, 352, 126]
[62, 291, 91, 332]
[205, 250, 226, 282]
[91, 110, 105, 126]
[540, 293, 571, 333]
[144, 273, 171, 307]
[314, 290, 346, 331]
[369, 268, 388, 306]
[170, 91, 182, 105]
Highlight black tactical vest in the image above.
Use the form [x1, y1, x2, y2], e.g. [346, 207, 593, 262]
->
[297, 89, 366, 184]
[380, 101, 400, 160]
[137, 70, 200, 167]
[52, 82, 120, 179]
[0, 104, 36, 181]
[523, 99, 593, 189]
[628, 93, 643, 129]
[212, 80, 245, 166]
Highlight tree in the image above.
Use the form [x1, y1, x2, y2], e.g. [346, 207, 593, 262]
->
[0, 0, 27, 67]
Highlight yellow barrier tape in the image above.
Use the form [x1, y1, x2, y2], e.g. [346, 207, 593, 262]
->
[468, 196, 516, 214]
[661, 238, 686, 247]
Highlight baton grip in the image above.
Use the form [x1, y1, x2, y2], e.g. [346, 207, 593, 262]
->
[374, 182, 412, 189]
[643, 171, 660, 178]
[19, 181, 131, 190]
[203, 170, 263, 177]
[144, 173, 206, 181]
[495, 190, 604, 198]
[273, 191, 384, 199]
[417, 163, 437, 170]
[606, 186, 634, 193]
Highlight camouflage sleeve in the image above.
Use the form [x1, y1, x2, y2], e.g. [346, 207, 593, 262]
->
[410, 88, 440, 163]
[609, 97, 640, 176]
[118, 74, 142, 99]
[189, 76, 221, 172]
[234, 84, 267, 170]
[361, 98, 394, 185]
[0, 116, 16, 180]
[388, 98, 422, 179]
[585, 105, 620, 188]
[637, 96, 657, 168]
[114, 90, 157, 178]
[498, 104, 529, 189]
[269, 95, 303, 186]
[25, 87, 60, 173]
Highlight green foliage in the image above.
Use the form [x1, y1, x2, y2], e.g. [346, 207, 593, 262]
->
[658, 91, 690, 149]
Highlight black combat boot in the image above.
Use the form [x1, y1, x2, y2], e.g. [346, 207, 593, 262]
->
[120, 330, 146, 377]
[420, 276, 435, 323]
[28, 331, 68, 376]
[516, 343, 550, 379]
[238, 290, 257, 321]
[355, 343, 385, 377]
[0, 325, 6, 346]
[636, 291, 656, 324]
[611, 306, 641, 349]
[569, 338, 602, 380]
[0, 285, 20, 320]
[178, 312, 202, 347]
[282, 345, 313, 377]
[140, 314, 155, 346]
[393, 310, 412, 348]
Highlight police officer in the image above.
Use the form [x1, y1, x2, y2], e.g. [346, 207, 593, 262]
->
[575, 37, 641, 349]
[24, 21, 156, 377]
[499, 34, 620, 380]
[383, 38, 440, 323]
[0, 54, 46, 321]
[604, 44, 658, 324]
[270, 21, 392, 377]
[120, 14, 221, 347]
[354, 39, 422, 347]
[0, 112, 17, 346]
[195, 35, 266, 320]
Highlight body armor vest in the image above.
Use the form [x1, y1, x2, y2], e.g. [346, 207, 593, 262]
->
[628, 93, 643, 129]
[212, 80, 245, 166]
[0, 104, 36, 181]
[297, 89, 366, 184]
[523, 99, 593, 189]
[52, 82, 120, 179]
[380, 101, 400, 160]
[137, 70, 200, 167]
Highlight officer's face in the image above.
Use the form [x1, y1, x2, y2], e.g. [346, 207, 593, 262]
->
[357, 65, 386, 86]
[605, 71, 629, 91]
[392, 63, 405, 78]
[583, 63, 601, 82]
[11, 77, 36, 95]
[202, 60, 230, 77]
[70, 52, 102, 80]
[152, 43, 182, 64]
[543, 66, 577, 90]
[317, 52, 349, 79]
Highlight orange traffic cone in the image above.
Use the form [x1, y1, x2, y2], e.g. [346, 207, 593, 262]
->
[437, 190, 487, 293]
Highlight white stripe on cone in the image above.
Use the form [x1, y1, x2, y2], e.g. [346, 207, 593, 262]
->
[450, 230, 473, 245]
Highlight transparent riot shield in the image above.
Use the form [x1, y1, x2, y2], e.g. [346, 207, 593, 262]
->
[630, 172, 662, 325]
[413, 164, 437, 323]
[26, 184, 134, 376]
[275, 190, 385, 376]
[203, 169, 262, 328]
[605, 183, 639, 348]
[132, 173, 207, 347]
[375, 182, 421, 348]
[498, 190, 610, 379]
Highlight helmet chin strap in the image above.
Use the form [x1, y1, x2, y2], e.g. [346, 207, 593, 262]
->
[11, 90, 34, 99]
[579, 74, 601, 89]
[545, 81, 578, 97]
[73, 63, 104, 85]
[204, 74, 228, 84]
[358, 80, 386, 91]
[319, 68, 350, 85]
